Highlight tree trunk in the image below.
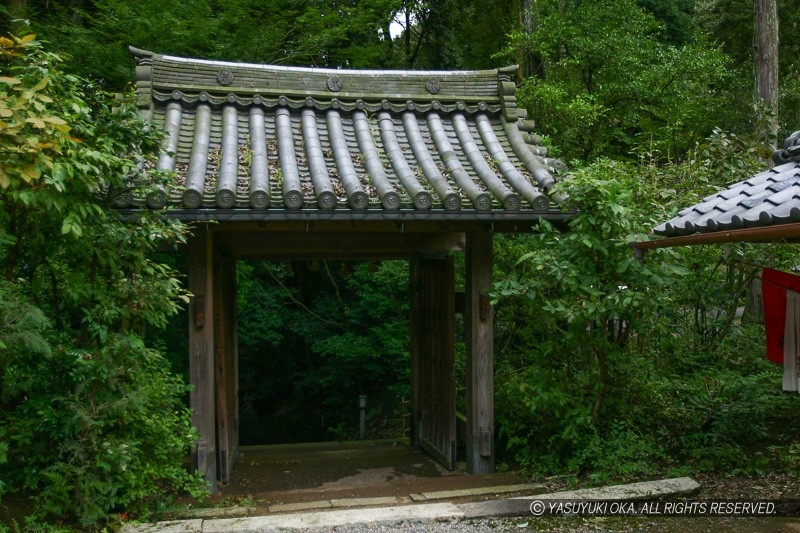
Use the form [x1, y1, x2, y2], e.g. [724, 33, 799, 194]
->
[404, 1, 412, 62]
[9, 0, 26, 14]
[754, 0, 779, 151]
[518, 0, 544, 80]
[8, 0, 27, 34]
[592, 344, 608, 425]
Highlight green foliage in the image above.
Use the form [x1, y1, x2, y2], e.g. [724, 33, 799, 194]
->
[2, 335, 205, 526]
[494, 132, 800, 480]
[696, 0, 799, 75]
[0, 281, 51, 363]
[511, 0, 744, 162]
[639, 129, 772, 356]
[780, 66, 800, 136]
[636, 0, 695, 45]
[0, 31, 189, 343]
[16, 0, 407, 89]
[493, 157, 675, 474]
[0, 34, 71, 189]
[237, 260, 410, 444]
[694, 0, 799, 140]
[0, 35, 206, 528]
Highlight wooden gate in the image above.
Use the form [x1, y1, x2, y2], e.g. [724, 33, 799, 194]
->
[411, 256, 456, 470]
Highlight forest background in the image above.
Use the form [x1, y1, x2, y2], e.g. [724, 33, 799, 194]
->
[1, 0, 800, 530]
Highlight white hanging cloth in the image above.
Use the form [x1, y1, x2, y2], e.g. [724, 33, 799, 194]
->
[783, 290, 800, 392]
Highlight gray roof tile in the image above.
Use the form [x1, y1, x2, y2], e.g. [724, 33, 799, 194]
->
[654, 131, 800, 237]
[125, 48, 563, 221]
[686, 197, 721, 216]
[742, 169, 777, 187]
[716, 184, 749, 200]
[767, 199, 800, 222]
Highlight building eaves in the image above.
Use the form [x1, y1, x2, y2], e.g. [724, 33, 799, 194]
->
[121, 48, 567, 224]
[634, 130, 800, 251]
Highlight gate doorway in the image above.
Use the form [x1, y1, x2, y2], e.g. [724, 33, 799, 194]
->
[186, 223, 495, 489]
[233, 254, 459, 472]
[236, 259, 413, 447]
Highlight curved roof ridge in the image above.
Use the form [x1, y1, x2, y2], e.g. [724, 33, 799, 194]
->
[132, 48, 518, 110]
[157, 52, 515, 78]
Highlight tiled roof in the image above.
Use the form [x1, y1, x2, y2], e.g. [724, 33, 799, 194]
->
[653, 131, 800, 237]
[123, 48, 565, 222]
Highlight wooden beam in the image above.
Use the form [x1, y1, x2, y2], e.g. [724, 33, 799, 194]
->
[188, 223, 217, 491]
[465, 231, 494, 474]
[144, 212, 573, 233]
[633, 222, 800, 253]
[220, 231, 467, 260]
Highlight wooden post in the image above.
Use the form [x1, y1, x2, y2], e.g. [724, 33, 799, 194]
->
[465, 231, 494, 474]
[188, 224, 217, 491]
[214, 251, 238, 484]
[409, 259, 421, 449]
[231, 256, 240, 475]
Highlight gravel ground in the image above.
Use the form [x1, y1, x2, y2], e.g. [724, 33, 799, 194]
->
[307, 473, 800, 533]
[315, 516, 798, 533]
[308, 514, 799, 533]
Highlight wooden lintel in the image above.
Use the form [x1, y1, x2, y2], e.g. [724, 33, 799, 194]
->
[218, 231, 466, 260]
[234, 220, 501, 234]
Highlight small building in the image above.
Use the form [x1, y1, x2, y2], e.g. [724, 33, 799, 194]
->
[634, 132, 800, 394]
[635, 132, 800, 249]
[125, 48, 569, 488]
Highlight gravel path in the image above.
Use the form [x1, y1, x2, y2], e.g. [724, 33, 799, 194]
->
[316, 515, 798, 533]
[311, 473, 800, 533]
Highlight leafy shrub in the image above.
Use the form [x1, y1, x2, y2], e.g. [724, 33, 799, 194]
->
[0, 34, 206, 529]
[512, 0, 741, 162]
[579, 422, 668, 484]
[1, 334, 207, 527]
[493, 158, 673, 476]
[493, 135, 800, 481]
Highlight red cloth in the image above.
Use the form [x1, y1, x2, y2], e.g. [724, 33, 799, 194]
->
[762, 268, 800, 363]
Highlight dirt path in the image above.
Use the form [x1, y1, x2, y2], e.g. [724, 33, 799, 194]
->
[182, 440, 800, 533]
[207, 440, 530, 508]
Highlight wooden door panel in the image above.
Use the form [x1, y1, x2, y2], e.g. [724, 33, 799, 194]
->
[412, 256, 456, 471]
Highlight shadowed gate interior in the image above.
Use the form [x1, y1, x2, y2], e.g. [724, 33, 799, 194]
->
[188, 225, 496, 488]
[125, 48, 569, 491]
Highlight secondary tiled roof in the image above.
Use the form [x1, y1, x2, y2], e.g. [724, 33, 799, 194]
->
[653, 131, 800, 237]
[123, 48, 565, 221]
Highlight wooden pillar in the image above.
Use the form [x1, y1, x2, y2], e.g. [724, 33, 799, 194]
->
[214, 251, 238, 484]
[465, 232, 494, 474]
[188, 224, 217, 491]
[231, 260, 239, 472]
[409, 259, 421, 449]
